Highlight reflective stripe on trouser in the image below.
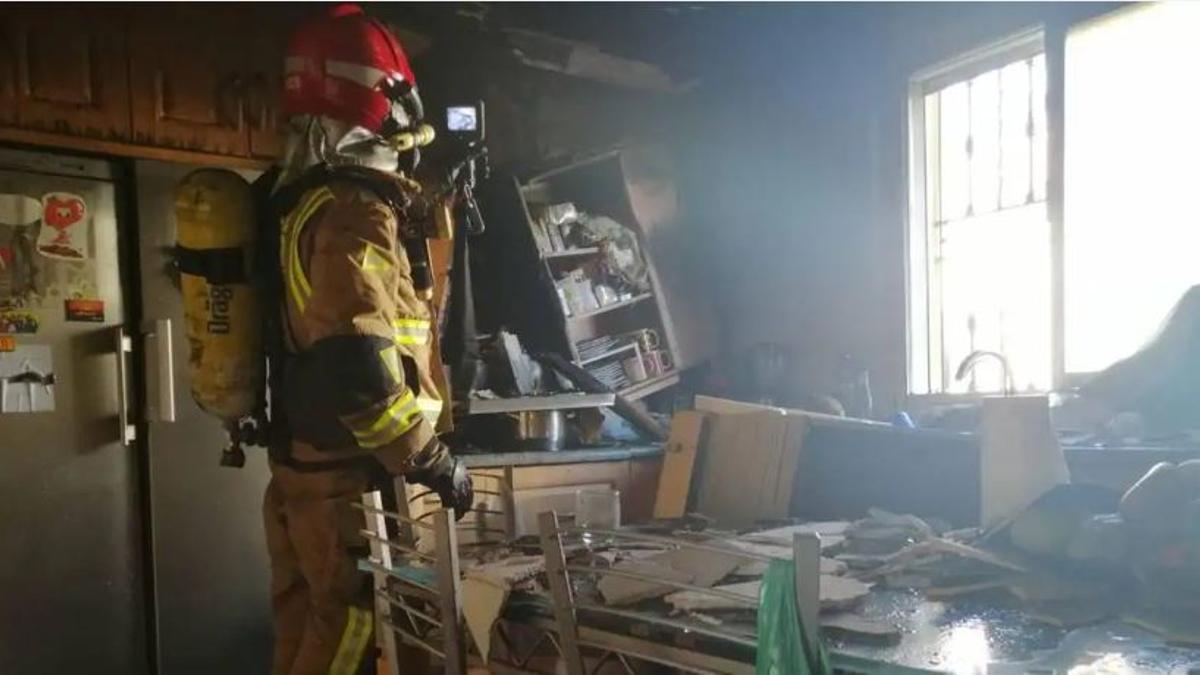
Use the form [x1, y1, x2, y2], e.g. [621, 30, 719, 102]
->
[281, 187, 335, 313]
[328, 606, 373, 675]
[343, 390, 422, 450]
[393, 317, 430, 346]
[263, 465, 372, 675]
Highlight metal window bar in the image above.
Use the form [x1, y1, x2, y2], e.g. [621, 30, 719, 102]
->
[925, 52, 1047, 394]
[1027, 57, 1036, 204]
[539, 510, 823, 675]
[933, 197, 1047, 227]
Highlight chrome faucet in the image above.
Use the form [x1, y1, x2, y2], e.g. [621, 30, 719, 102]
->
[955, 350, 1014, 395]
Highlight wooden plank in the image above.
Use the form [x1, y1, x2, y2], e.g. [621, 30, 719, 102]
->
[979, 395, 1069, 526]
[695, 409, 791, 525]
[695, 395, 890, 428]
[0, 125, 269, 169]
[653, 411, 708, 519]
[511, 461, 628, 491]
[772, 416, 809, 517]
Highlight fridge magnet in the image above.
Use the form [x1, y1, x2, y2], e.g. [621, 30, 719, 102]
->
[0, 309, 39, 334]
[0, 193, 42, 308]
[0, 343, 55, 413]
[64, 298, 104, 323]
[37, 192, 89, 261]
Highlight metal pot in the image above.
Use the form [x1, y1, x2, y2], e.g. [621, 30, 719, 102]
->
[509, 409, 566, 451]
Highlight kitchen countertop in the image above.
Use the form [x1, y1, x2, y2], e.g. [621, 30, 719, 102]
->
[459, 444, 662, 468]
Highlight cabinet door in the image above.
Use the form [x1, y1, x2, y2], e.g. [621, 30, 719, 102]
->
[128, 7, 247, 156]
[0, 20, 16, 125]
[3, 6, 131, 139]
[245, 32, 285, 160]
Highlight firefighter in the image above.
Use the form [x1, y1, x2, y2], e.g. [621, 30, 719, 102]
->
[262, 5, 473, 674]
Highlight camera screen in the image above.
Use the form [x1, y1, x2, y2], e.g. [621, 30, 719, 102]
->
[447, 106, 478, 132]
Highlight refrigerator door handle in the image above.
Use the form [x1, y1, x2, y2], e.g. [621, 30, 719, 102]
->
[145, 318, 177, 423]
[115, 327, 137, 446]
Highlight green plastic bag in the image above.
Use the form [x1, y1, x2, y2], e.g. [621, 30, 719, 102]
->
[756, 559, 832, 675]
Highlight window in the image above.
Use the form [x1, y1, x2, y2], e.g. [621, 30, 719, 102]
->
[1064, 2, 1200, 376]
[908, 31, 1049, 395]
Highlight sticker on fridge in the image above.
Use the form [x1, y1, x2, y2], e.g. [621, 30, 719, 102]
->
[0, 344, 55, 413]
[0, 309, 39, 334]
[64, 298, 104, 323]
[37, 192, 89, 261]
[0, 193, 42, 308]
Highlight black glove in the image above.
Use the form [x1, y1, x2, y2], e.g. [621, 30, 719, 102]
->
[407, 442, 474, 521]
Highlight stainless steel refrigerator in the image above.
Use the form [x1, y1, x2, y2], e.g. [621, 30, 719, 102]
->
[0, 147, 272, 674]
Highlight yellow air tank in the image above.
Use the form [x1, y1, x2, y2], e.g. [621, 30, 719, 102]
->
[174, 169, 263, 426]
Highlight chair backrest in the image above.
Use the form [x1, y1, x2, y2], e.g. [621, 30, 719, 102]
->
[357, 488, 466, 675]
[537, 510, 823, 675]
[407, 467, 518, 550]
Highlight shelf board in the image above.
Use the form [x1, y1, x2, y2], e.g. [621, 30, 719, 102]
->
[543, 247, 600, 260]
[578, 342, 639, 366]
[620, 371, 679, 401]
[526, 149, 622, 185]
[466, 393, 616, 415]
[566, 293, 652, 322]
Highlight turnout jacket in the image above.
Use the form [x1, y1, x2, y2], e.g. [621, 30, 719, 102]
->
[274, 170, 447, 474]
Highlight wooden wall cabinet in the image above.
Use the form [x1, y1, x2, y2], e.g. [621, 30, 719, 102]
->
[129, 8, 250, 156]
[2, 6, 131, 140]
[0, 5, 288, 163]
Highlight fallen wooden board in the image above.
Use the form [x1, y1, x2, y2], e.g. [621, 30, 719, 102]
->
[648, 545, 746, 588]
[462, 575, 509, 661]
[1122, 608, 1200, 646]
[664, 575, 873, 612]
[980, 395, 1070, 527]
[598, 559, 694, 606]
[653, 411, 709, 519]
[694, 409, 800, 525]
[738, 523, 849, 550]
[462, 555, 544, 586]
[725, 539, 847, 577]
[734, 557, 846, 578]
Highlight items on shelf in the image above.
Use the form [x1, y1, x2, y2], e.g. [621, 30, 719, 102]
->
[536, 202, 652, 322]
[577, 329, 674, 389]
[576, 335, 623, 362]
[588, 361, 631, 391]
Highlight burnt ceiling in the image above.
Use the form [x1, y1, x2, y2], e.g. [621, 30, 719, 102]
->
[376, 2, 821, 85]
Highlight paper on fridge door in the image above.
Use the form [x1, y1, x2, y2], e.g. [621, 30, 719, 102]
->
[37, 192, 89, 261]
[0, 344, 55, 413]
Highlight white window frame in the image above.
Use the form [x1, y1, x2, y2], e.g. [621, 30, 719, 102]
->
[906, 26, 1064, 401]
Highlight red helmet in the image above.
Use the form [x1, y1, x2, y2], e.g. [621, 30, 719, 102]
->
[282, 4, 418, 132]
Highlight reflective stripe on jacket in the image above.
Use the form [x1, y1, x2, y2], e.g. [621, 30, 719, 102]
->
[278, 176, 446, 472]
